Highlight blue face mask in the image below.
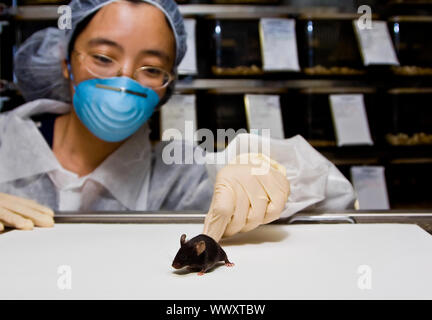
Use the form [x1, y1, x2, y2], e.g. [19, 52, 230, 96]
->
[72, 76, 160, 142]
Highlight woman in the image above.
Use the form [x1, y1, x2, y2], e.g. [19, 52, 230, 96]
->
[0, 0, 355, 241]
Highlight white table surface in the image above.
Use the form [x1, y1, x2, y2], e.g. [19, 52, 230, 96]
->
[1, 223, 432, 300]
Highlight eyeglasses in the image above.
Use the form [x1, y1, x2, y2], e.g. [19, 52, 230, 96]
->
[73, 50, 174, 90]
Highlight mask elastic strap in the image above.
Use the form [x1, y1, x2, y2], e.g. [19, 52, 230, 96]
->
[67, 62, 77, 90]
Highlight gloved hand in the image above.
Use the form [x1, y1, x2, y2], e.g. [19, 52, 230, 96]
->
[0, 192, 55, 231]
[203, 154, 290, 242]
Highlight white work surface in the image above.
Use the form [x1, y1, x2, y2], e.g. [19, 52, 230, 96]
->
[1, 223, 432, 300]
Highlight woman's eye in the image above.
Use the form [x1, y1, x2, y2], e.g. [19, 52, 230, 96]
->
[145, 68, 163, 77]
[91, 54, 114, 65]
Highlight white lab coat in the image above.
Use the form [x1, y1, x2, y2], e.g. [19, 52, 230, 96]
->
[0, 99, 356, 214]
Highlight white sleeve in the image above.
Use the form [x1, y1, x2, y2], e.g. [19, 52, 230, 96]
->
[204, 133, 357, 218]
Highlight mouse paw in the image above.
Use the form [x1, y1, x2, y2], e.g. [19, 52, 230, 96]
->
[197, 271, 205, 276]
[225, 262, 235, 267]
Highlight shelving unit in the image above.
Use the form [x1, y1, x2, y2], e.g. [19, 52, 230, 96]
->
[11, 4, 338, 20]
[1, 1, 432, 209]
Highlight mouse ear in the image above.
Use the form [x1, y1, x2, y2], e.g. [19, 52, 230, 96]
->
[195, 241, 206, 256]
[180, 234, 186, 245]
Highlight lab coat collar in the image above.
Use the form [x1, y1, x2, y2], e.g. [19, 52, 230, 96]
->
[0, 98, 152, 210]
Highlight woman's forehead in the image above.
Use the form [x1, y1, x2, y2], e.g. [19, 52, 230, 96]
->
[89, 1, 170, 37]
[77, 1, 175, 62]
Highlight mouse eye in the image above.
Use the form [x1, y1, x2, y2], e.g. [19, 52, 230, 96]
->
[180, 254, 187, 260]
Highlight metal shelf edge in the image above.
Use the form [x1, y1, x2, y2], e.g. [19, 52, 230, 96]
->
[53, 210, 432, 224]
[13, 4, 341, 20]
[174, 79, 369, 92]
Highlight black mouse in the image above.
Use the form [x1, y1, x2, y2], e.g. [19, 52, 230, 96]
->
[172, 234, 234, 276]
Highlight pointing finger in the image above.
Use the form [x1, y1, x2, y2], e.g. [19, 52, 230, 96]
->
[203, 181, 235, 242]
[223, 180, 249, 237]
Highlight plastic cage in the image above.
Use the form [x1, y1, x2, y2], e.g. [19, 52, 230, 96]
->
[197, 18, 263, 77]
[211, 0, 281, 4]
[16, 1, 70, 4]
[280, 88, 377, 148]
[0, 19, 14, 81]
[14, 19, 58, 47]
[196, 92, 248, 150]
[386, 0, 432, 16]
[388, 16, 432, 75]
[386, 163, 432, 209]
[0, 91, 26, 113]
[296, 14, 365, 76]
[384, 88, 432, 146]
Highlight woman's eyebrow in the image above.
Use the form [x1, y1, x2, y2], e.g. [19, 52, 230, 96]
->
[87, 38, 123, 51]
[140, 49, 171, 64]
[86, 38, 171, 64]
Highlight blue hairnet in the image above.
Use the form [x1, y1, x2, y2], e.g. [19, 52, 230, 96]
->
[14, 0, 187, 103]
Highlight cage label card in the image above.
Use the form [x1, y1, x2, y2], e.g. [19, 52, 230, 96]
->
[260, 18, 300, 71]
[329, 94, 373, 146]
[178, 19, 198, 75]
[354, 20, 399, 66]
[351, 166, 390, 210]
[161, 94, 197, 143]
[245, 94, 285, 139]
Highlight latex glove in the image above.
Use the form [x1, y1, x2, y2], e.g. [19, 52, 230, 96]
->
[203, 154, 290, 242]
[0, 192, 55, 231]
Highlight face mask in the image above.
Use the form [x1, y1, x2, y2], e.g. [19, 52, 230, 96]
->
[72, 76, 160, 142]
